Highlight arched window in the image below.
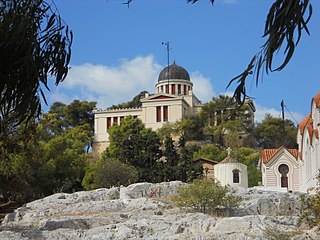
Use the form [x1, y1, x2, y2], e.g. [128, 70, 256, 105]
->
[278, 164, 289, 188]
[232, 169, 240, 183]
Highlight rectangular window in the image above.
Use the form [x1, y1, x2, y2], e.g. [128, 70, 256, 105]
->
[165, 84, 169, 94]
[171, 84, 175, 94]
[178, 84, 181, 94]
[160, 86, 163, 93]
[183, 85, 187, 95]
[107, 117, 112, 129]
[163, 106, 168, 122]
[188, 86, 191, 92]
[113, 116, 118, 125]
[156, 106, 161, 122]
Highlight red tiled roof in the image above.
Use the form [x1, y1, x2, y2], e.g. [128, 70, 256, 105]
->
[261, 146, 299, 164]
[312, 92, 320, 109]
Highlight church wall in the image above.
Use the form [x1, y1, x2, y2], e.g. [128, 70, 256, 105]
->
[264, 169, 277, 187]
[214, 163, 248, 188]
[263, 151, 300, 192]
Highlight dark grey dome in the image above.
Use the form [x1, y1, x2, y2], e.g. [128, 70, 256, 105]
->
[158, 63, 190, 82]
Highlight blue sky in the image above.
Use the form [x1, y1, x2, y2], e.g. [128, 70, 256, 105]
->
[47, 0, 320, 123]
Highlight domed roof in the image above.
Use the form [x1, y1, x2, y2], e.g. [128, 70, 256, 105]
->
[158, 62, 190, 82]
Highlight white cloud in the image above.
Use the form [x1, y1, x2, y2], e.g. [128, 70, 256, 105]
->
[254, 103, 304, 124]
[191, 72, 216, 103]
[54, 55, 162, 108]
[48, 55, 217, 108]
[47, 55, 305, 127]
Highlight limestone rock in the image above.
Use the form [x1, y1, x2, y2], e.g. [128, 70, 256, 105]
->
[0, 181, 318, 240]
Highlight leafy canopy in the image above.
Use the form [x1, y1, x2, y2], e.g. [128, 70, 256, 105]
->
[0, 0, 72, 127]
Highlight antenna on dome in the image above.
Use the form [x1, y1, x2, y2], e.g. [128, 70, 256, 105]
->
[162, 41, 170, 69]
[162, 41, 170, 84]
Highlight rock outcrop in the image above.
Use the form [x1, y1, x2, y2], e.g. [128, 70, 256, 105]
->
[0, 181, 319, 239]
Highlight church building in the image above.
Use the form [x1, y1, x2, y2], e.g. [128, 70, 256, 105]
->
[260, 92, 320, 193]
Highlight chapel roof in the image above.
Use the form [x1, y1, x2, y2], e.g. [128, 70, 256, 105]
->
[158, 62, 190, 82]
[261, 146, 299, 164]
[219, 155, 239, 164]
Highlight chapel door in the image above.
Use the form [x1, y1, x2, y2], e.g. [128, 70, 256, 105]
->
[278, 164, 289, 188]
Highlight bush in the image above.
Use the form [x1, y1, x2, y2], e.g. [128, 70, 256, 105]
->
[173, 179, 240, 215]
[262, 225, 298, 240]
[82, 158, 139, 190]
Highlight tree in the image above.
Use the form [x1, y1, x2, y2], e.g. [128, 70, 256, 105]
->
[40, 100, 96, 151]
[41, 125, 91, 193]
[200, 95, 253, 147]
[0, 0, 72, 128]
[82, 157, 139, 190]
[254, 114, 297, 149]
[174, 116, 205, 141]
[162, 136, 180, 181]
[0, 101, 94, 202]
[107, 116, 162, 182]
[177, 135, 203, 182]
[192, 144, 227, 162]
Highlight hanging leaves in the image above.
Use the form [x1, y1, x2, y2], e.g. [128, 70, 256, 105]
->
[0, 0, 73, 129]
[228, 0, 312, 104]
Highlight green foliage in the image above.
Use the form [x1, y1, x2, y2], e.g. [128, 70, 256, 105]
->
[107, 116, 162, 182]
[0, 0, 72, 126]
[108, 91, 149, 110]
[200, 95, 253, 147]
[262, 225, 299, 240]
[254, 114, 297, 148]
[41, 125, 91, 193]
[157, 122, 179, 141]
[173, 179, 240, 215]
[193, 144, 227, 161]
[174, 116, 205, 141]
[161, 136, 180, 181]
[176, 135, 203, 182]
[82, 158, 139, 190]
[0, 100, 94, 202]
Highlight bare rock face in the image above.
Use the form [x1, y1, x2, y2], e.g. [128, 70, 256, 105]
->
[0, 182, 319, 240]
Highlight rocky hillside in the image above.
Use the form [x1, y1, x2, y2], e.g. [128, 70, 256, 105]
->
[0, 181, 319, 240]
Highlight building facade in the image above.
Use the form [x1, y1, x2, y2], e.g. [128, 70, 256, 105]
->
[260, 92, 320, 193]
[92, 62, 202, 158]
[260, 147, 300, 192]
[296, 92, 320, 192]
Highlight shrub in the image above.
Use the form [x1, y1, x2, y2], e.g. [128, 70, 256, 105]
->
[82, 158, 139, 190]
[262, 225, 298, 240]
[173, 179, 240, 215]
